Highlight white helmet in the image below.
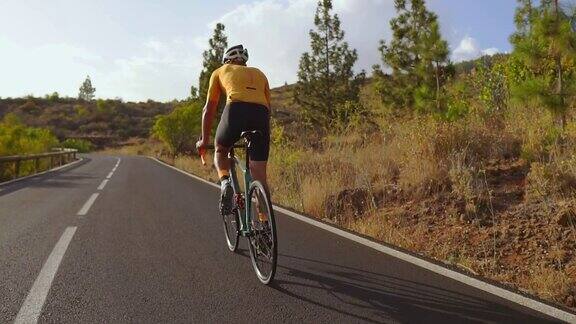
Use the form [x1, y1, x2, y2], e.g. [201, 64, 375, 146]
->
[223, 45, 249, 63]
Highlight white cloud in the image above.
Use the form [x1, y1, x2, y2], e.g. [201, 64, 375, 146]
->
[482, 47, 499, 56]
[0, 35, 204, 102]
[0, 36, 102, 98]
[99, 38, 203, 102]
[214, 0, 394, 87]
[451, 36, 500, 62]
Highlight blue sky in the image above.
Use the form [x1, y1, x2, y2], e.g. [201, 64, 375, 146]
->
[0, 0, 519, 102]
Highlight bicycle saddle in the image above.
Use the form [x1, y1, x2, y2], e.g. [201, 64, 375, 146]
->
[240, 130, 262, 141]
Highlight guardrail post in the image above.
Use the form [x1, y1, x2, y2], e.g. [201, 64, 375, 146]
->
[14, 160, 20, 179]
[50, 156, 54, 169]
[35, 158, 40, 172]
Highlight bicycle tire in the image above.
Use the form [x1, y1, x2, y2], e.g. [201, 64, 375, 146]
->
[222, 206, 240, 252]
[223, 165, 240, 252]
[247, 180, 278, 285]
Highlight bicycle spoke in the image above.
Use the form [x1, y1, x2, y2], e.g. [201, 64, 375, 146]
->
[259, 237, 272, 257]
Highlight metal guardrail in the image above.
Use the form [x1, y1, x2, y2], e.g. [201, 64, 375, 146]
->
[0, 148, 78, 181]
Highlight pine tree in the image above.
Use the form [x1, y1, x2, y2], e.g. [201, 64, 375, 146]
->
[512, 0, 534, 41]
[510, 0, 576, 128]
[198, 23, 228, 102]
[78, 76, 96, 101]
[188, 85, 199, 102]
[414, 20, 450, 113]
[294, 0, 365, 129]
[378, 0, 450, 113]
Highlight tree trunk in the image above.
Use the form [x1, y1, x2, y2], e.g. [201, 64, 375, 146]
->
[554, 0, 566, 129]
[554, 0, 559, 16]
[325, 23, 332, 120]
[527, 0, 533, 31]
[557, 55, 565, 128]
[435, 61, 441, 112]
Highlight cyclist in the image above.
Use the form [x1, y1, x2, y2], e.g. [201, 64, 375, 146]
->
[196, 45, 271, 216]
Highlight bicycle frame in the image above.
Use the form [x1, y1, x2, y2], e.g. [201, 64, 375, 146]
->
[202, 135, 277, 284]
[228, 146, 254, 236]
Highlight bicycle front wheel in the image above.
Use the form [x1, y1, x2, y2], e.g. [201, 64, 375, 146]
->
[223, 161, 242, 252]
[247, 180, 278, 285]
[222, 206, 240, 252]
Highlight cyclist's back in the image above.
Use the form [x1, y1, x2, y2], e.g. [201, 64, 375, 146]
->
[208, 64, 270, 108]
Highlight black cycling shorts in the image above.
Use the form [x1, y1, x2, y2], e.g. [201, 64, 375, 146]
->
[215, 101, 270, 161]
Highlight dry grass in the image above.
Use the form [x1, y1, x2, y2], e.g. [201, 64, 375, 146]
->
[522, 266, 575, 303]
[173, 155, 219, 183]
[104, 98, 576, 309]
[348, 211, 419, 251]
[260, 103, 576, 309]
[99, 140, 164, 157]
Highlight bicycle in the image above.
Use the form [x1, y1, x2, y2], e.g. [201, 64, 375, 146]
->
[199, 131, 278, 285]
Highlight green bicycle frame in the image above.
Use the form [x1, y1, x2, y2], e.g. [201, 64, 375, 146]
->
[229, 148, 253, 236]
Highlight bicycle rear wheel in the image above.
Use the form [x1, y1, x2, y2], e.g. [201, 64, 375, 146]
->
[247, 180, 277, 284]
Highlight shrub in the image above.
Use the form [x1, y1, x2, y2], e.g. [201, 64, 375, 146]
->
[526, 154, 576, 202]
[60, 138, 94, 153]
[448, 151, 493, 220]
[17, 100, 41, 115]
[0, 113, 58, 156]
[47, 92, 60, 102]
[505, 103, 576, 162]
[383, 116, 502, 197]
[0, 114, 58, 180]
[151, 101, 202, 156]
[74, 105, 89, 118]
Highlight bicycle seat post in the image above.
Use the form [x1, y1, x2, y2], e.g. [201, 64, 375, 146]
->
[239, 130, 262, 172]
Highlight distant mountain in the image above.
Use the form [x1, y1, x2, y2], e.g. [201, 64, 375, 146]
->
[0, 87, 300, 148]
[0, 97, 174, 148]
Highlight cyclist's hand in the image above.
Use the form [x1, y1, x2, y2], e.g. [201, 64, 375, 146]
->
[196, 138, 208, 150]
[196, 138, 209, 165]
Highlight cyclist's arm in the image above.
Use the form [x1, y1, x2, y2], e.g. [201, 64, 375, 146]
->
[201, 71, 222, 142]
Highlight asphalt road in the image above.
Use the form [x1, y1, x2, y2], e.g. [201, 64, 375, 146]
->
[0, 155, 566, 323]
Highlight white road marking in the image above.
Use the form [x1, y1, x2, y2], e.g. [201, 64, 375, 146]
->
[77, 193, 99, 216]
[97, 179, 109, 190]
[14, 227, 77, 324]
[150, 156, 576, 323]
[106, 172, 114, 179]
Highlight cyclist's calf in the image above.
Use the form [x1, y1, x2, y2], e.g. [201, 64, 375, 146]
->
[215, 144, 232, 179]
[250, 160, 268, 192]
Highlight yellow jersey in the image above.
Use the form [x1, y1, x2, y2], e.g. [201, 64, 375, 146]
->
[207, 64, 271, 109]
